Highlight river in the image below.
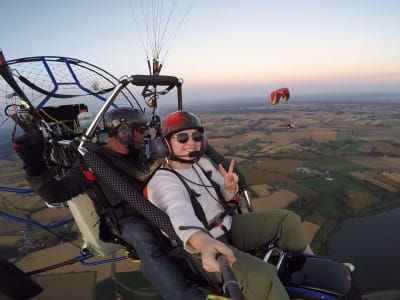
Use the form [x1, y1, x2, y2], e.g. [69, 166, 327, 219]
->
[326, 208, 400, 293]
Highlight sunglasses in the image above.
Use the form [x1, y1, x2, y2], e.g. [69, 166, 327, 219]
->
[172, 131, 203, 143]
[135, 127, 146, 135]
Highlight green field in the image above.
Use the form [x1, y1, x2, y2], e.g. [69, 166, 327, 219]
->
[298, 174, 364, 193]
[304, 157, 369, 172]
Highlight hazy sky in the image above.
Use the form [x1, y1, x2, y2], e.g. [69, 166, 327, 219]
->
[2, 0, 400, 102]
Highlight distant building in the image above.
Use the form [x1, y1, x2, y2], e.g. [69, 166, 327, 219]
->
[296, 167, 333, 181]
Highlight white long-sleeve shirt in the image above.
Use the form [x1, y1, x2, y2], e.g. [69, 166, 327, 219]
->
[147, 158, 234, 251]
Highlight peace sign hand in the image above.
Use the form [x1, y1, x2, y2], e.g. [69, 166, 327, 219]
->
[218, 160, 239, 194]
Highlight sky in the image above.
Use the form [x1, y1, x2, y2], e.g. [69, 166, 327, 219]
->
[2, 0, 400, 103]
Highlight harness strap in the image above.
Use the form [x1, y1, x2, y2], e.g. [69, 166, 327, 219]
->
[160, 164, 237, 233]
[84, 151, 181, 243]
[207, 211, 229, 233]
[161, 168, 209, 229]
[78, 158, 123, 238]
[80, 165, 96, 181]
[195, 164, 238, 217]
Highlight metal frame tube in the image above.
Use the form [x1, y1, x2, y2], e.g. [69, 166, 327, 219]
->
[78, 77, 130, 155]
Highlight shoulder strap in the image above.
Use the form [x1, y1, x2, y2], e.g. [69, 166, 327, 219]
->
[195, 163, 237, 215]
[160, 168, 209, 228]
[79, 156, 123, 211]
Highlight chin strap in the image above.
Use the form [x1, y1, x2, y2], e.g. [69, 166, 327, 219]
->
[170, 151, 204, 164]
[170, 155, 198, 164]
[169, 150, 203, 164]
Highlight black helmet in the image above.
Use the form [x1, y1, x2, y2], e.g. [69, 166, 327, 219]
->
[161, 111, 204, 138]
[104, 107, 147, 137]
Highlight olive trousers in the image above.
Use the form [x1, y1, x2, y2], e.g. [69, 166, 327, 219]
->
[215, 209, 309, 300]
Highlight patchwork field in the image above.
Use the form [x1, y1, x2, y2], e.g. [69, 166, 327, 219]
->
[349, 171, 398, 192]
[1, 100, 400, 298]
[345, 155, 400, 172]
[345, 190, 380, 213]
[251, 189, 298, 211]
[201, 101, 400, 252]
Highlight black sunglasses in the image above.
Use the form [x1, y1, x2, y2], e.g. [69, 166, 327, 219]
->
[135, 127, 146, 134]
[173, 131, 203, 143]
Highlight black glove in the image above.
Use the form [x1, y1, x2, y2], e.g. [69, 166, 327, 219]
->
[12, 130, 47, 176]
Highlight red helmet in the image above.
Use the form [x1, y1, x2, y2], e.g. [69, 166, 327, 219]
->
[161, 111, 203, 138]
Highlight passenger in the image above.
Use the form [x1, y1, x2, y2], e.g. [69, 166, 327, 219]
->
[146, 111, 314, 300]
[12, 107, 206, 300]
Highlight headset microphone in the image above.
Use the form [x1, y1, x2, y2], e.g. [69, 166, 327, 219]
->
[188, 151, 202, 158]
[170, 151, 202, 164]
[173, 151, 202, 158]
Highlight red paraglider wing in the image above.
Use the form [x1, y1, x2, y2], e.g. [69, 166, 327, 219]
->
[270, 90, 280, 105]
[280, 87, 290, 101]
[270, 88, 290, 105]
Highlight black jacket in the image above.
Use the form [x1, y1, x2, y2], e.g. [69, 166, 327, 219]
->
[26, 145, 149, 220]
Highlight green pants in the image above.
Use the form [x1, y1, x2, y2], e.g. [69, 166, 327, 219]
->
[216, 209, 308, 300]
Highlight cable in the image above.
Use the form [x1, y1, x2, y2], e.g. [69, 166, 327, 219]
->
[168, 163, 220, 203]
[0, 193, 81, 249]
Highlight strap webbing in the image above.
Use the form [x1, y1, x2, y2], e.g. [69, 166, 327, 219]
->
[160, 168, 209, 228]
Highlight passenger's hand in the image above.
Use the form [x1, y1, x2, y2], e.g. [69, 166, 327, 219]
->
[188, 231, 236, 273]
[218, 160, 239, 194]
[201, 239, 236, 273]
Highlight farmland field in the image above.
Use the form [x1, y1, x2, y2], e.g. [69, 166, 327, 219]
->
[1, 99, 400, 298]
